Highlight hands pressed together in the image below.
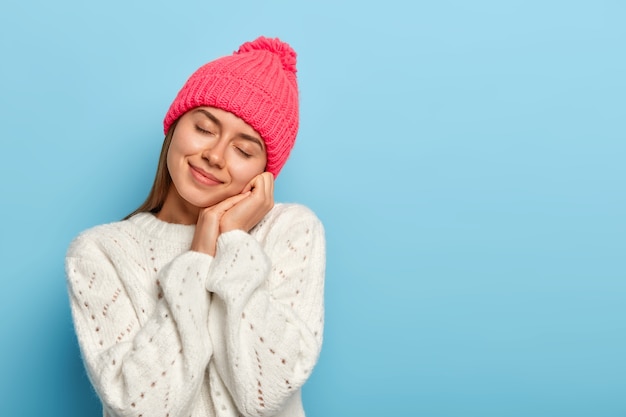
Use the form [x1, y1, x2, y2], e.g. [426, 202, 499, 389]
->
[190, 172, 274, 256]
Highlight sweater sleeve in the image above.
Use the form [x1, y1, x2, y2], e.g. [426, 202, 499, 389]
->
[66, 232, 214, 417]
[205, 205, 325, 417]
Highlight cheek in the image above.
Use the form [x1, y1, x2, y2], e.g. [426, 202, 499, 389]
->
[167, 134, 195, 172]
[232, 159, 266, 183]
[165, 146, 177, 179]
[165, 139, 193, 188]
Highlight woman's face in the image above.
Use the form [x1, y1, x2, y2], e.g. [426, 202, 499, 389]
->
[165, 106, 267, 214]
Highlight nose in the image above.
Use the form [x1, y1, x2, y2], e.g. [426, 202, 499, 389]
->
[202, 139, 226, 169]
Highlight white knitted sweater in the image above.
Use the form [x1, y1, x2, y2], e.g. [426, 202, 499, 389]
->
[66, 203, 325, 417]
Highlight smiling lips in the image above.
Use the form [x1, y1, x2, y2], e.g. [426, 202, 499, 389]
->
[189, 164, 223, 186]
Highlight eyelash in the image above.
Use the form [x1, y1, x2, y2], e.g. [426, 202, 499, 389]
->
[236, 147, 252, 158]
[195, 125, 254, 158]
[195, 126, 213, 135]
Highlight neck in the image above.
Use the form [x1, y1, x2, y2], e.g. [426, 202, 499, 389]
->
[156, 187, 199, 225]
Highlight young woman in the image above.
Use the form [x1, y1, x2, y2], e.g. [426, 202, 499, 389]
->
[66, 36, 325, 417]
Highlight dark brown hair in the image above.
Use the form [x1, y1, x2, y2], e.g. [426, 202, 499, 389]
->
[124, 121, 178, 220]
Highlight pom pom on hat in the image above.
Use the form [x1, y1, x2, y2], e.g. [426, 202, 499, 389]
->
[163, 36, 299, 177]
[236, 36, 297, 73]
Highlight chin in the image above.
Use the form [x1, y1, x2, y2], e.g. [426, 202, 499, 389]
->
[180, 184, 245, 209]
[188, 194, 234, 209]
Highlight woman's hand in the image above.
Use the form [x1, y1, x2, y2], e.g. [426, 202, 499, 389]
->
[190, 192, 251, 256]
[220, 172, 274, 234]
[190, 172, 274, 256]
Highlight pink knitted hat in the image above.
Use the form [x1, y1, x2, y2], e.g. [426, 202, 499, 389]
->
[163, 36, 299, 177]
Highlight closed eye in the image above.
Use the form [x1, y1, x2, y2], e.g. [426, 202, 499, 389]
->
[236, 147, 252, 158]
[195, 125, 214, 135]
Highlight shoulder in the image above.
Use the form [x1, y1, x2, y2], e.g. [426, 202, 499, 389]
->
[251, 203, 324, 244]
[66, 219, 137, 259]
[264, 203, 323, 230]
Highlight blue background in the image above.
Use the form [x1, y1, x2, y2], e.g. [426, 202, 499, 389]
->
[1, 1, 624, 416]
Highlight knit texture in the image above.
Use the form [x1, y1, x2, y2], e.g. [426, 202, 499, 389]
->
[66, 204, 325, 417]
[163, 36, 299, 177]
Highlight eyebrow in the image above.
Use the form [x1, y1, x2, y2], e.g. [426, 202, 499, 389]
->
[195, 109, 265, 150]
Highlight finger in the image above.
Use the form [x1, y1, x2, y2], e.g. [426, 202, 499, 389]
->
[203, 191, 250, 216]
[217, 191, 251, 210]
[253, 172, 272, 201]
[246, 173, 267, 197]
[242, 174, 261, 194]
[242, 180, 254, 194]
[264, 172, 274, 198]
